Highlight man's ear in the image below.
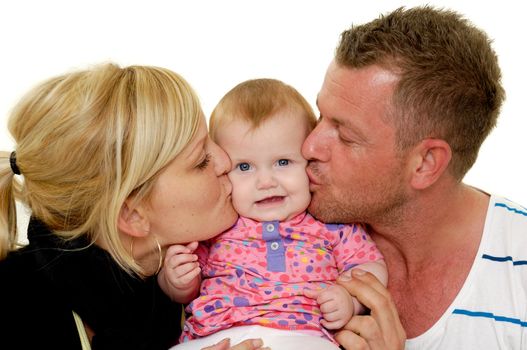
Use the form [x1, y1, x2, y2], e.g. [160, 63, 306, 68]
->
[409, 138, 452, 190]
[117, 199, 150, 238]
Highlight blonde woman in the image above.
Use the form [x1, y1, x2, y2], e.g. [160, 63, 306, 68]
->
[0, 64, 267, 350]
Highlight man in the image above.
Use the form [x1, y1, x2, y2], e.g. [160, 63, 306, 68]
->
[302, 6, 527, 350]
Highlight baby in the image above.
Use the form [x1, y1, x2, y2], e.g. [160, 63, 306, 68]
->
[164, 79, 387, 350]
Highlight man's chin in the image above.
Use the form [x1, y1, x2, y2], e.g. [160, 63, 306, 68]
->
[307, 199, 332, 223]
[308, 193, 355, 224]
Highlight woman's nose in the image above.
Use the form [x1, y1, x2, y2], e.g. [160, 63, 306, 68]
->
[211, 140, 232, 176]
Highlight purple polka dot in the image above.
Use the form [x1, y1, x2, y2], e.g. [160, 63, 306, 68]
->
[236, 269, 243, 277]
[233, 297, 250, 307]
[278, 320, 289, 326]
[304, 314, 313, 320]
[345, 263, 358, 271]
[306, 265, 313, 273]
[325, 223, 339, 231]
[295, 319, 307, 325]
[204, 305, 214, 313]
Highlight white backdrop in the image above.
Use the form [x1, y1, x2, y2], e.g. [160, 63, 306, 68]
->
[1, 1, 526, 223]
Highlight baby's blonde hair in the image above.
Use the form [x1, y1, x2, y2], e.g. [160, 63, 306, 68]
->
[209, 78, 317, 141]
[0, 63, 202, 276]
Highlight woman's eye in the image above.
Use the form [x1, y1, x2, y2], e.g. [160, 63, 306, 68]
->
[238, 163, 251, 171]
[196, 153, 211, 170]
[277, 159, 289, 166]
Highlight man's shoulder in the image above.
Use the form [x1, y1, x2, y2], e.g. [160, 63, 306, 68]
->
[482, 194, 527, 261]
[490, 195, 527, 219]
[488, 195, 527, 234]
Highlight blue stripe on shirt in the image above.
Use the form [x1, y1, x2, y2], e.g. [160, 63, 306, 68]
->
[453, 309, 527, 327]
[482, 202, 527, 266]
[495, 202, 527, 217]
[481, 254, 527, 266]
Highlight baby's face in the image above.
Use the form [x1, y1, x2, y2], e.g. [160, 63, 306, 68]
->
[215, 111, 311, 222]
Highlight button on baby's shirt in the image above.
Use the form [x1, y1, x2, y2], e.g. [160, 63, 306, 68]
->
[262, 220, 285, 272]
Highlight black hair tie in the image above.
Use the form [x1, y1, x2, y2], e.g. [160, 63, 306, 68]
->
[10, 151, 21, 175]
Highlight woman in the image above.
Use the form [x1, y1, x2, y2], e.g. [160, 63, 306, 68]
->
[0, 64, 266, 350]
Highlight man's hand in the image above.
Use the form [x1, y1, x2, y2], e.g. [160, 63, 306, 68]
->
[334, 269, 406, 350]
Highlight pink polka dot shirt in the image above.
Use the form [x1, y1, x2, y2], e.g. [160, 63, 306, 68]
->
[180, 212, 383, 342]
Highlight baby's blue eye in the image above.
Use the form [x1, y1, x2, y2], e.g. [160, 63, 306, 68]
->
[238, 163, 251, 171]
[278, 159, 289, 166]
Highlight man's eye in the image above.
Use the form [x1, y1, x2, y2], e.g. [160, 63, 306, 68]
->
[238, 163, 251, 171]
[277, 159, 289, 166]
[339, 134, 354, 145]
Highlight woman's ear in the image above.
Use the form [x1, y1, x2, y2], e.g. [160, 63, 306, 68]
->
[117, 199, 150, 238]
[409, 138, 452, 190]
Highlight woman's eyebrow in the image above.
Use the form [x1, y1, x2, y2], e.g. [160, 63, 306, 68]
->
[186, 136, 207, 160]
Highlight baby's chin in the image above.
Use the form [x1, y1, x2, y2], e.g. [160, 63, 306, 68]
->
[242, 209, 308, 222]
[234, 196, 311, 222]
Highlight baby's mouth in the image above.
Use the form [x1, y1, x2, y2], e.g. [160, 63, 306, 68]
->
[256, 196, 285, 205]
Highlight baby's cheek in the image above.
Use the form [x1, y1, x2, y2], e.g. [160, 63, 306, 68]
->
[231, 189, 250, 217]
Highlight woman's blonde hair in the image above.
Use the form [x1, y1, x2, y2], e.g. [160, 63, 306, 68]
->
[0, 63, 202, 276]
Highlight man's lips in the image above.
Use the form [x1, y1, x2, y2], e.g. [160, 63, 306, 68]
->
[306, 167, 321, 186]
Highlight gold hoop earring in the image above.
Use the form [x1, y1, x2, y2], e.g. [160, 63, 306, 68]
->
[130, 235, 163, 275]
[153, 235, 163, 275]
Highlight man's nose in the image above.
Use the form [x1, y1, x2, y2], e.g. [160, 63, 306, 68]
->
[302, 121, 331, 162]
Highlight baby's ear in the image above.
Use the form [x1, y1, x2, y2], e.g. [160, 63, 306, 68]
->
[409, 138, 452, 190]
[117, 200, 150, 238]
